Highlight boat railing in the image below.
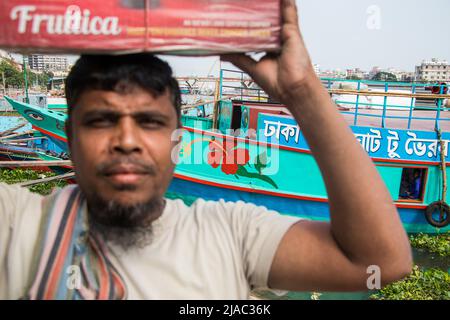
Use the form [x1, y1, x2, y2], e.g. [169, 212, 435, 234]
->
[219, 69, 269, 102]
[218, 69, 450, 131]
[320, 78, 450, 131]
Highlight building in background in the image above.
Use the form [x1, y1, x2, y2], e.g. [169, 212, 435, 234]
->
[368, 66, 415, 82]
[415, 58, 450, 82]
[28, 54, 68, 72]
[396, 71, 415, 82]
[0, 50, 12, 60]
[318, 68, 347, 79]
[346, 68, 365, 79]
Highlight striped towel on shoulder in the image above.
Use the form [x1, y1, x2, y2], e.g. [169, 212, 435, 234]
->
[24, 185, 127, 300]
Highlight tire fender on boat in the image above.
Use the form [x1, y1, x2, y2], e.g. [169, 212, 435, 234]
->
[425, 201, 450, 228]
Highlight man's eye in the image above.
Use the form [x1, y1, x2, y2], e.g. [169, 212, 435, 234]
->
[140, 118, 164, 128]
[85, 118, 114, 127]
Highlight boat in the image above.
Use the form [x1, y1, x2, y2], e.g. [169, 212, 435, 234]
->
[0, 142, 42, 162]
[0, 127, 71, 173]
[5, 70, 450, 233]
[0, 107, 70, 172]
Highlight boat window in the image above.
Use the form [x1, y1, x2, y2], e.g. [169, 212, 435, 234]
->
[230, 105, 242, 132]
[398, 168, 427, 202]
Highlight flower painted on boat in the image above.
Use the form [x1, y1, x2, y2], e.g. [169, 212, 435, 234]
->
[207, 139, 250, 175]
[207, 138, 278, 189]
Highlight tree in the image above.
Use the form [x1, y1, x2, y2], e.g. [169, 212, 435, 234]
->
[372, 72, 397, 82]
[0, 59, 23, 88]
[28, 70, 51, 89]
[346, 75, 362, 80]
[0, 58, 51, 89]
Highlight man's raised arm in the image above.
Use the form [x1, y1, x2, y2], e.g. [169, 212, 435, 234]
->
[222, 0, 412, 292]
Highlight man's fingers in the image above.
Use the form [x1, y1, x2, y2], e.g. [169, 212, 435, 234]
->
[220, 53, 277, 98]
[260, 52, 280, 62]
[282, 0, 299, 28]
[220, 54, 258, 77]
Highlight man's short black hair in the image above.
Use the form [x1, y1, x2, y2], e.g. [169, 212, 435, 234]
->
[65, 53, 181, 121]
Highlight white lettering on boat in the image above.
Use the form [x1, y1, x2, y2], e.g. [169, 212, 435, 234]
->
[263, 120, 300, 144]
[355, 129, 382, 153]
[387, 130, 401, 159]
[10, 5, 122, 36]
[405, 132, 449, 158]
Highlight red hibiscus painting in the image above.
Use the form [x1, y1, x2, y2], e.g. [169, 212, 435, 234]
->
[206, 137, 278, 189]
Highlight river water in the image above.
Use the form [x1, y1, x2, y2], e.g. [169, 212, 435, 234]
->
[0, 116, 32, 133]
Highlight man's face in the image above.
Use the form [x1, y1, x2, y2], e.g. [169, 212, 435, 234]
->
[68, 87, 179, 211]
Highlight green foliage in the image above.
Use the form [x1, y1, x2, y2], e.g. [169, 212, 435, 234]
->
[0, 168, 67, 195]
[346, 75, 362, 80]
[0, 58, 50, 89]
[28, 70, 51, 89]
[0, 59, 23, 88]
[370, 265, 450, 300]
[410, 232, 450, 257]
[371, 232, 450, 300]
[372, 72, 398, 82]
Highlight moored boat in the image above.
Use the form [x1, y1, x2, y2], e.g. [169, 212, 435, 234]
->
[5, 72, 450, 233]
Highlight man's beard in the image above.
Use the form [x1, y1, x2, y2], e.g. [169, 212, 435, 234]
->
[87, 193, 165, 251]
[83, 155, 166, 250]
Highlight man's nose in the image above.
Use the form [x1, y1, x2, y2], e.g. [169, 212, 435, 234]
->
[111, 117, 142, 155]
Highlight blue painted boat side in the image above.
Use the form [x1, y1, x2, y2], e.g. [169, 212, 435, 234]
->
[169, 174, 450, 234]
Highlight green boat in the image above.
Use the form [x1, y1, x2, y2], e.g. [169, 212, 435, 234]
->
[5, 71, 450, 233]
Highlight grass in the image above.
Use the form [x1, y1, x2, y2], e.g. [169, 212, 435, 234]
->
[370, 265, 450, 300]
[410, 232, 450, 257]
[0, 168, 67, 195]
[371, 232, 450, 300]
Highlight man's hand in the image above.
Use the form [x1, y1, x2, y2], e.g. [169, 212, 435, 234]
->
[221, 0, 315, 104]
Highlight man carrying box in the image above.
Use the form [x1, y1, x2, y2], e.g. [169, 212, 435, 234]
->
[0, 0, 412, 299]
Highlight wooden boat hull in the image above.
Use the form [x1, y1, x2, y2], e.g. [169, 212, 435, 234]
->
[0, 143, 54, 172]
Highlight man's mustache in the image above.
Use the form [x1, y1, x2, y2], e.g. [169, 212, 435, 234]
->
[96, 158, 157, 176]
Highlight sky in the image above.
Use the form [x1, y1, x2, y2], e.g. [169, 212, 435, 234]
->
[162, 0, 450, 76]
[12, 0, 450, 76]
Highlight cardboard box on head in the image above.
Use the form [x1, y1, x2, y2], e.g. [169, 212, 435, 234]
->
[121, 0, 158, 9]
[0, 0, 281, 55]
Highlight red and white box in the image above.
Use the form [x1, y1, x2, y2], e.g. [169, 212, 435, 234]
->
[0, 0, 281, 55]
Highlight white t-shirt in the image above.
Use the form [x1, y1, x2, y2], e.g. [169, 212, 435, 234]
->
[0, 183, 300, 300]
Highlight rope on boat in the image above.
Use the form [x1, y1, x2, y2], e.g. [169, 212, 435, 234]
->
[424, 129, 450, 228]
[437, 129, 447, 202]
